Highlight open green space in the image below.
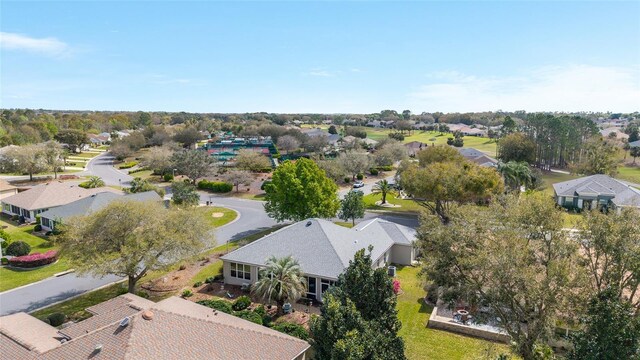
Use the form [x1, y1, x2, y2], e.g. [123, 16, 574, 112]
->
[363, 193, 422, 213]
[539, 171, 579, 196]
[616, 165, 640, 184]
[396, 266, 511, 360]
[333, 221, 355, 228]
[71, 151, 102, 159]
[0, 219, 73, 292]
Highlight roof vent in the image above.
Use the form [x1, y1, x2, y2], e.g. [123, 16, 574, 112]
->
[119, 317, 130, 327]
[142, 310, 154, 320]
[94, 344, 103, 353]
[306, 221, 312, 227]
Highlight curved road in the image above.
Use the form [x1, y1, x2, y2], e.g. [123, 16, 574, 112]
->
[82, 152, 133, 186]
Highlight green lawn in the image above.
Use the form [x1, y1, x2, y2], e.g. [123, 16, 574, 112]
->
[0, 219, 73, 292]
[396, 266, 511, 359]
[195, 206, 238, 228]
[363, 193, 423, 213]
[191, 259, 224, 284]
[616, 165, 640, 184]
[334, 221, 355, 228]
[403, 131, 498, 156]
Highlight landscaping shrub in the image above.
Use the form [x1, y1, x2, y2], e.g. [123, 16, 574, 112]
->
[369, 168, 379, 176]
[376, 165, 393, 172]
[253, 305, 266, 317]
[193, 281, 203, 287]
[344, 177, 351, 183]
[204, 276, 216, 284]
[262, 314, 273, 327]
[118, 161, 138, 169]
[392, 279, 401, 294]
[232, 295, 252, 311]
[182, 289, 193, 298]
[1, 257, 8, 265]
[260, 180, 272, 191]
[128, 167, 149, 174]
[6, 241, 31, 257]
[47, 313, 66, 327]
[8, 250, 58, 268]
[272, 322, 309, 340]
[163, 173, 174, 182]
[136, 291, 150, 299]
[197, 180, 233, 193]
[234, 310, 263, 325]
[388, 132, 405, 141]
[356, 173, 364, 180]
[197, 299, 233, 314]
[11, 215, 18, 221]
[34, 224, 42, 232]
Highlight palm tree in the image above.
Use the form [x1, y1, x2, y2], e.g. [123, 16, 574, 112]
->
[85, 176, 105, 188]
[251, 256, 307, 315]
[372, 179, 395, 204]
[498, 161, 534, 192]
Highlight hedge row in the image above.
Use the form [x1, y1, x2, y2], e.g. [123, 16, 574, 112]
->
[8, 250, 58, 268]
[197, 180, 233, 193]
[118, 161, 138, 169]
[128, 167, 149, 174]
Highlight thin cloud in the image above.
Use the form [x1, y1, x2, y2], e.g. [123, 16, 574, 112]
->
[408, 65, 640, 113]
[308, 69, 335, 77]
[0, 32, 70, 57]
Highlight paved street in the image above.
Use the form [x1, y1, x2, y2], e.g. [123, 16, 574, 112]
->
[81, 152, 133, 186]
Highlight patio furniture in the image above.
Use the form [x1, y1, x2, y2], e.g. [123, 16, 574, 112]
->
[226, 291, 235, 299]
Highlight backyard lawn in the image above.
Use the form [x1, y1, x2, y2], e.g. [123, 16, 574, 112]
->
[616, 165, 640, 185]
[0, 219, 72, 292]
[396, 266, 511, 360]
[363, 193, 422, 213]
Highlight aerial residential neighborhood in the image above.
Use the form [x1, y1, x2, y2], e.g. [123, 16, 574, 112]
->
[1, 1, 639, 360]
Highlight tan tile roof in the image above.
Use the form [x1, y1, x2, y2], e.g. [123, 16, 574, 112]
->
[1, 295, 310, 360]
[1, 181, 121, 211]
[58, 304, 139, 339]
[0, 313, 61, 353]
[0, 333, 35, 359]
[40, 322, 132, 360]
[0, 179, 17, 191]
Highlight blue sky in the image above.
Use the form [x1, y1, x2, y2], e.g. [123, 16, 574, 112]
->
[1, 1, 639, 113]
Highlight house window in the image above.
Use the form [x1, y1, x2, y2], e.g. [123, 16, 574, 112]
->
[306, 276, 317, 300]
[229, 262, 251, 280]
[321, 279, 335, 294]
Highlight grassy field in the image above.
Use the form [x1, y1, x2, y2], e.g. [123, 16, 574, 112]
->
[396, 266, 510, 359]
[539, 171, 579, 196]
[0, 219, 73, 292]
[363, 193, 422, 213]
[403, 131, 497, 156]
[616, 165, 640, 184]
[333, 221, 355, 228]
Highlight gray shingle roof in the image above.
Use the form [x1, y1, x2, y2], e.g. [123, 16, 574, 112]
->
[630, 140, 640, 148]
[553, 174, 640, 208]
[1, 181, 121, 211]
[221, 218, 415, 279]
[39, 191, 161, 222]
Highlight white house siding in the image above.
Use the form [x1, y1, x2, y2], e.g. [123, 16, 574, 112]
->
[391, 244, 414, 265]
[223, 261, 259, 286]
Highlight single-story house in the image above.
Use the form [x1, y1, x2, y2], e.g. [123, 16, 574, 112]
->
[87, 133, 110, 146]
[0, 179, 18, 201]
[221, 218, 417, 302]
[553, 174, 640, 212]
[457, 148, 498, 167]
[1, 181, 121, 222]
[405, 141, 428, 156]
[0, 294, 310, 360]
[629, 140, 640, 148]
[38, 191, 161, 230]
[600, 128, 629, 140]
